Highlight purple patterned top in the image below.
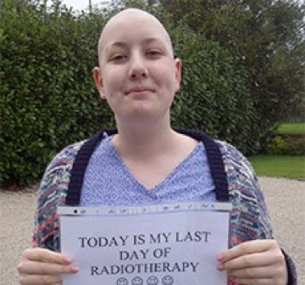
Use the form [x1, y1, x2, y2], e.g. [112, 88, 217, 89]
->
[81, 136, 216, 207]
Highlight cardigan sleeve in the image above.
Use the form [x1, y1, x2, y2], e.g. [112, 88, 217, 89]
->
[227, 148, 297, 284]
[217, 141, 273, 238]
[241, 157, 274, 239]
[218, 141, 297, 285]
[32, 141, 85, 251]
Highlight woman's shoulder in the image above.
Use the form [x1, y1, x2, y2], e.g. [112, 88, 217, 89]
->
[215, 139, 256, 180]
[46, 140, 87, 172]
[38, 139, 88, 199]
[215, 139, 248, 169]
[215, 139, 246, 160]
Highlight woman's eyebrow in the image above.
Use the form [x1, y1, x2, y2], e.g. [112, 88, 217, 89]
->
[105, 42, 128, 52]
[142, 37, 164, 45]
[104, 38, 168, 55]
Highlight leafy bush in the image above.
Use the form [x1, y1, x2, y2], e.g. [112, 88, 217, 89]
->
[0, 2, 113, 185]
[170, 24, 257, 154]
[267, 136, 289, 155]
[267, 135, 305, 155]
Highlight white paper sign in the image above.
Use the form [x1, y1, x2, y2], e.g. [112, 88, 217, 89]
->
[59, 202, 231, 285]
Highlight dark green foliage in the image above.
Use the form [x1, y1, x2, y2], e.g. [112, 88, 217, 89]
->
[158, 0, 305, 136]
[169, 24, 257, 153]
[0, 1, 113, 185]
[267, 135, 305, 155]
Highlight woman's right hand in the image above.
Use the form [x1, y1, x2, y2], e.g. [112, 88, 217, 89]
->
[17, 248, 79, 285]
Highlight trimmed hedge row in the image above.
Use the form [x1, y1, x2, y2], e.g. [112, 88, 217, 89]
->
[0, 5, 113, 185]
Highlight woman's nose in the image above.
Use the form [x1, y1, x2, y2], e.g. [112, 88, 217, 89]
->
[128, 55, 148, 79]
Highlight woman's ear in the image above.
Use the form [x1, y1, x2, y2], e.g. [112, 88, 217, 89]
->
[93, 66, 106, 100]
[174, 58, 182, 92]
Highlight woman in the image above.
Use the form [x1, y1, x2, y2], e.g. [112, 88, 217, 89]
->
[17, 8, 296, 285]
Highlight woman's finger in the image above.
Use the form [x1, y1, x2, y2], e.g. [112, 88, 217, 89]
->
[218, 240, 278, 263]
[233, 278, 273, 285]
[17, 260, 78, 275]
[19, 273, 62, 285]
[220, 249, 284, 271]
[229, 265, 283, 279]
[22, 248, 71, 265]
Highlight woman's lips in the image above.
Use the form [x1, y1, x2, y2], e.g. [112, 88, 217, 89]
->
[126, 87, 154, 96]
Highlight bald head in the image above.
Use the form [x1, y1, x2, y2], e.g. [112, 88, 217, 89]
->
[97, 8, 174, 66]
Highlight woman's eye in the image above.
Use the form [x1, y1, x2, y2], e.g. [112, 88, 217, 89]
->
[110, 54, 127, 62]
[147, 50, 162, 57]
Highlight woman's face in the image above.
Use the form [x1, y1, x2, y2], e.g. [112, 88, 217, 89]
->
[94, 11, 181, 125]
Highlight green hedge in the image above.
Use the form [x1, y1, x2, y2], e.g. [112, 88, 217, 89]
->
[170, 24, 257, 153]
[0, 4, 114, 185]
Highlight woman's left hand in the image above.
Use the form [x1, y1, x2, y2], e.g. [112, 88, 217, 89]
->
[217, 239, 288, 285]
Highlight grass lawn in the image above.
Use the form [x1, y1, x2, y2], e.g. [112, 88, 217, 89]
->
[276, 122, 305, 134]
[248, 155, 305, 180]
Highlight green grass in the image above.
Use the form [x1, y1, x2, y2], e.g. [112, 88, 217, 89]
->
[276, 122, 305, 134]
[248, 155, 305, 179]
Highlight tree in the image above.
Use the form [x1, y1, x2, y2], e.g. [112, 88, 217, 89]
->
[156, 0, 305, 138]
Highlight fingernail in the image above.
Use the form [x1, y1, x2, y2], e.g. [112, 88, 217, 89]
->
[217, 253, 224, 261]
[70, 266, 79, 273]
[64, 257, 72, 264]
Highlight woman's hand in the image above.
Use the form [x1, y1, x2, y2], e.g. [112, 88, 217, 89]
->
[17, 248, 79, 285]
[217, 240, 288, 285]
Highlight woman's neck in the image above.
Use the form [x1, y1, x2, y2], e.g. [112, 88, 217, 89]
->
[112, 120, 176, 160]
[111, 120, 198, 189]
